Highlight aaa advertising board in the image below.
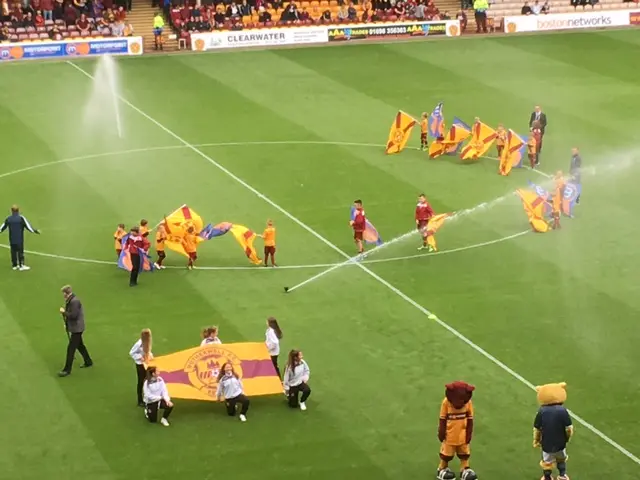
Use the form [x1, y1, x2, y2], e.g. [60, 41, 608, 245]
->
[504, 10, 640, 33]
[0, 37, 143, 61]
[328, 20, 460, 41]
[191, 28, 328, 50]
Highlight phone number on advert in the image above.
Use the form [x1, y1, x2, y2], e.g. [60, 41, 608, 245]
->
[360, 26, 418, 35]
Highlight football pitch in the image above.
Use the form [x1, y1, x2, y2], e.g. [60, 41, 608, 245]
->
[1, 30, 640, 479]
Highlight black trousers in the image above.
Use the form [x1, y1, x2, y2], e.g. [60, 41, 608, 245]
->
[129, 254, 141, 286]
[474, 11, 487, 32]
[146, 399, 173, 422]
[136, 364, 146, 404]
[288, 382, 311, 407]
[271, 355, 281, 378]
[63, 332, 92, 373]
[10, 243, 24, 267]
[225, 394, 250, 416]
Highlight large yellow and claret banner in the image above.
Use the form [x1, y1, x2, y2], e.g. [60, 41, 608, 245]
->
[148, 342, 282, 401]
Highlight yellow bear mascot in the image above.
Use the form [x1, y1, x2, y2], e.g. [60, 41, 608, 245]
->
[533, 382, 573, 480]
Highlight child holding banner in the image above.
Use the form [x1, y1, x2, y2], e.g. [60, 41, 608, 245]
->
[283, 350, 311, 411]
[216, 363, 250, 422]
[143, 367, 174, 426]
[130, 328, 153, 407]
[201, 326, 222, 345]
[265, 317, 283, 378]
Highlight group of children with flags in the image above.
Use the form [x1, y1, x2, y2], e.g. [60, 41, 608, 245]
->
[113, 214, 278, 284]
[129, 317, 312, 426]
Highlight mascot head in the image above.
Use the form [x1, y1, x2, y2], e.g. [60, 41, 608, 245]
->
[445, 381, 475, 409]
[535, 382, 567, 406]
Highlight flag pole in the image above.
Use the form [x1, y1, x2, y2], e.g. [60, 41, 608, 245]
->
[151, 204, 187, 231]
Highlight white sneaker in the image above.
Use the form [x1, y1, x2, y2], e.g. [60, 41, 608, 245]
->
[160, 418, 170, 427]
[239, 414, 247, 422]
[417, 246, 425, 251]
[161, 265, 166, 270]
[153, 263, 160, 269]
[12, 266, 18, 271]
[19, 265, 30, 271]
[299, 402, 307, 411]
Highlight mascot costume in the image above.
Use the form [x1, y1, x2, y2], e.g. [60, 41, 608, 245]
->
[437, 381, 478, 480]
[533, 382, 573, 480]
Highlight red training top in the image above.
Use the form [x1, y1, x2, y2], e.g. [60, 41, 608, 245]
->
[415, 201, 434, 222]
[125, 235, 150, 255]
[352, 208, 366, 232]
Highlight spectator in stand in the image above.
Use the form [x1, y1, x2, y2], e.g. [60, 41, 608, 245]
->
[337, 3, 347, 20]
[425, 0, 438, 19]
[34, 9, 44, 25]
[23, 11, 34, 26]
[53, 0, 63, 20]
[76, 12, 90, 32]
[414, 0, 425, 19]
[213, 8, 225, 27]
[226, 1, 240, 18]
[92, 0, 104, 18]
[73, 0, 87, 14]
[104, 7, 115, 22]
[361, 3, 371, 20]
[97, 13, 109, 28]
[10, 3, 22, 23]
[441, 10, 450, 18]
[473, 0, 488, 33]
[0, 25, 9, 41]
[186, 14, 198, 31]
[531, 0, 542, 13]
[64, 2, 78, 25]
[1, 1, 8, 22]
[541, 0, 549, 12]
[299, 6, 309, 21]
[115, 5, 126, 21]
[48, 23, 62, 38]
[393, 0, 404, 18]
[112, 17, 124, 35]
[179, 2, 189, 22]
[521, 1, 532, 14]
[41, 0, 52, 20]
[257, 6, 271, 23]
[405, 0, 416, 17]
[281, 2, 298, 22]
[321, 8, 331, 22]
[345, 1, 356, 19]
[200, 15, 211, 30]
[456, 10, 467, 30]
[239, 0, 251, 15]
[374, 0, 391, 11]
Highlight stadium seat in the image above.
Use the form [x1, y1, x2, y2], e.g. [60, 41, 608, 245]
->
[44, 19, 53, 26]
[15, 27, 26, 33]
[18, 33, 28, 40]
[39, 33, 49, 39]
[70, 31, 80, 37]
[9, 34, 18, 41]
[329, 0, 338, 5]
[28, 33, 39, 39]
[80, 30, 90, 37]
[62, 31, 70, 38]
[26, 26, 36, 33]
[320, 0, 329, 6]
[54, 19, 65, 25]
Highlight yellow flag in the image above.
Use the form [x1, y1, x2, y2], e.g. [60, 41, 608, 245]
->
[460, 120, 498, 161]
[229, 225, 262, 265]
[148, 342, 282, 401]
[499, 129, 525, 176]
[163, 205, 205, 257]
[425, 213, 450, 251]
[385, 110, 417, 154]
[516, 189, 550, 233]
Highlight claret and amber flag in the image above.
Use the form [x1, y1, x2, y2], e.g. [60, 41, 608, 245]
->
[350, 206, 383, 246]
[163, 205, 205, 257]
[460, 119, 498, 161]
[428, 102, 445, 139]
[424, 213, 450, 251]
[229, 225, 262, 265]
[385, 110, 418, 154]
[148, 342, 283, 402]
[516, 188, 550, 233]
[429, 117, 471, 159]
[498, 129, 526, 176]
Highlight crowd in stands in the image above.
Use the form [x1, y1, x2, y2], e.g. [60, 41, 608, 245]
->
[170, 0, 468, 36]
[0, 0, 134, 42]
[521, 0, 603, 13]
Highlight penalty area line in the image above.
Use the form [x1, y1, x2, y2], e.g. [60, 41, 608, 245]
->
[65, 60, 639, 466]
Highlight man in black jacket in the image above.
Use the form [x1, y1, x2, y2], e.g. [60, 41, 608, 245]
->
[58, 285, 93, 377]
[529, 106, 548, 166]
[0, 205, 40, 271]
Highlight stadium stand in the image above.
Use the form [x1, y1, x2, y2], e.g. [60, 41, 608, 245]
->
[0, 0, 135, 42]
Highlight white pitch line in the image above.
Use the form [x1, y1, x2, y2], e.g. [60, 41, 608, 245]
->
[65, 60, 637, 465]
[0, 229, 530, 270]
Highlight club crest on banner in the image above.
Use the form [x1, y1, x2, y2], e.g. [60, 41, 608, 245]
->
[184, 346, 243, 398]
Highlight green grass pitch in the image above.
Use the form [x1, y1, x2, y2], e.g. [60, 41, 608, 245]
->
[1, 30, 640, 480]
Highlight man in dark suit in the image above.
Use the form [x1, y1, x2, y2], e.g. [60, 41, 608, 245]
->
[529, 106, 548, 166]
[58, 285, 93, 377]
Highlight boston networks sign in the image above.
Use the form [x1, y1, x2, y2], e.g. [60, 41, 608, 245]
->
[503, 10, 640, 33]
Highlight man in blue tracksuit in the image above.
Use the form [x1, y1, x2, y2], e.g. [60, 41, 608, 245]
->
[0, 205, 40, 271]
